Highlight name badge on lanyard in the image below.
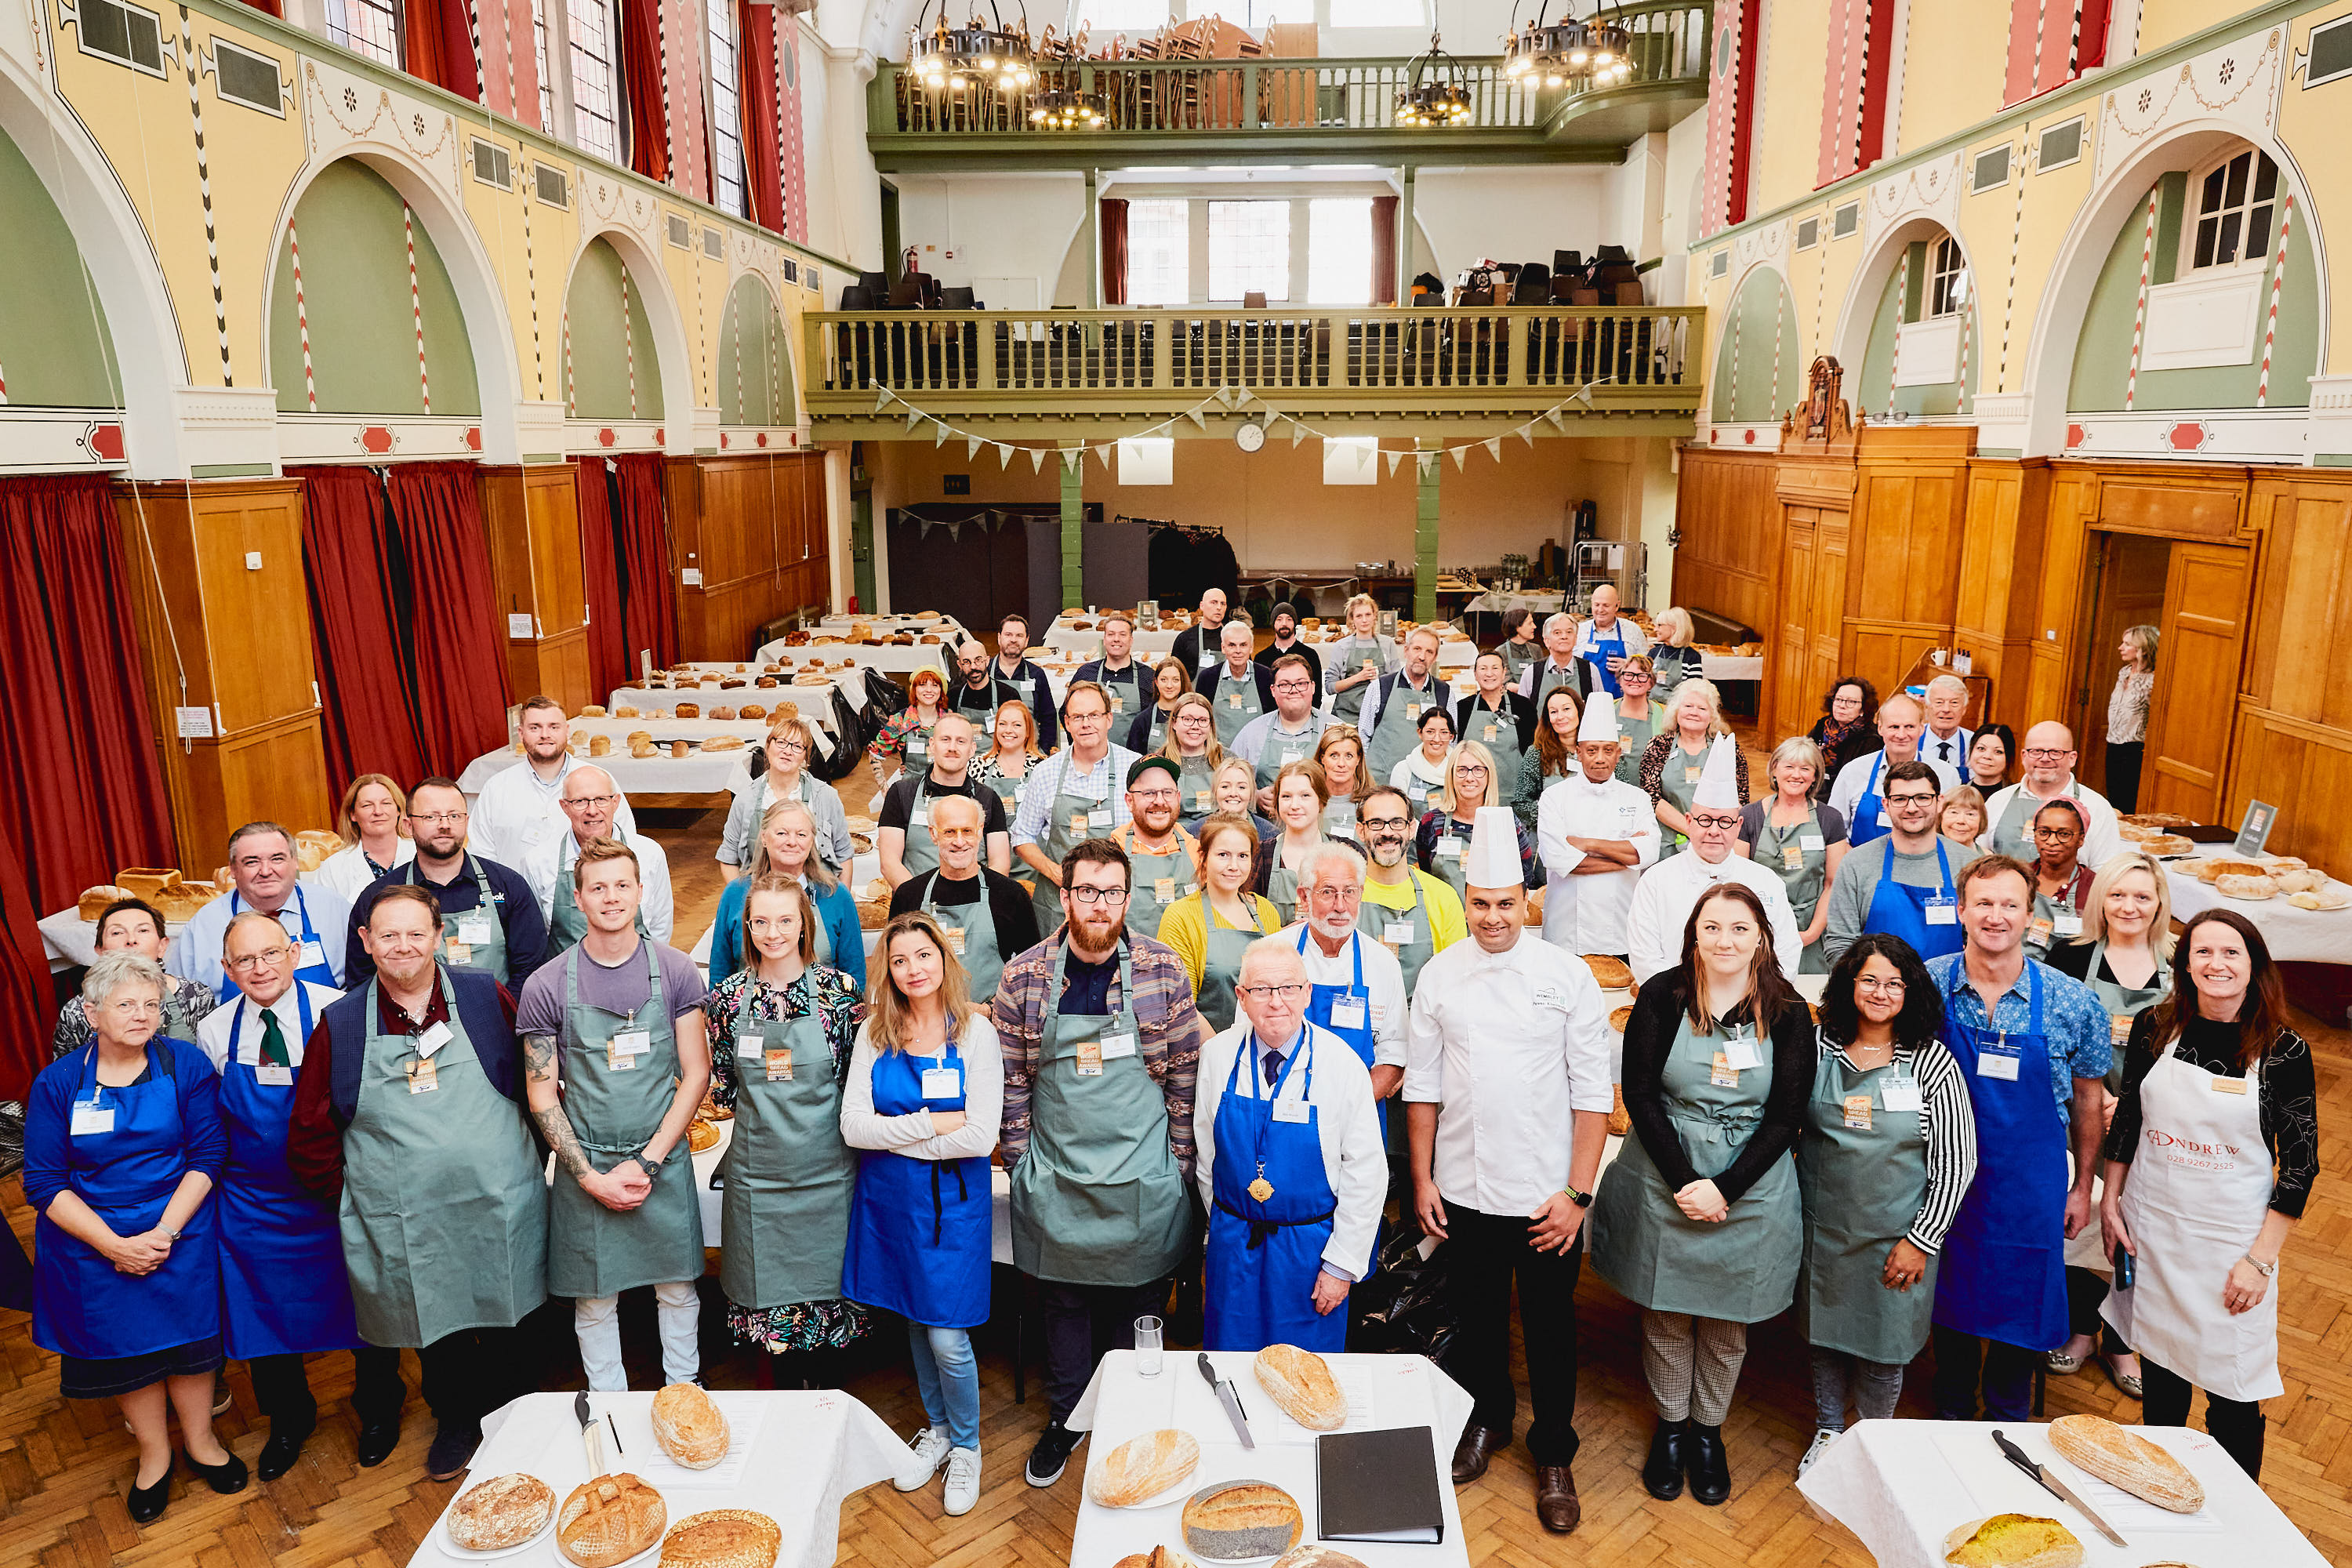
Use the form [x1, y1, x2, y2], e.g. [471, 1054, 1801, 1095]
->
[256, 1062, 293, 1087]
[416, 1020, 453, 1059]
[1272, 1096, 1311, 1124]
[297, 938, 326, 970]
[1437, 836, 1465, 860]
[911, 805, 930, 828]
[1925, 895, 1959, 926]
[1976, 1033, 2021, 1080]
[457, 909, 495, 944]
[1330, 996, 1367, 1031]
[1101, 1032, 1137, 1061]
[1722, 1027, 1763, 1071]
[70, 1094, 114, 1137]
[1879, 1073, 1922, 1112]
[1089, 805, 1115, 829]
[921, 1065, 960, 1100]
[2054, 911, 2083, 938]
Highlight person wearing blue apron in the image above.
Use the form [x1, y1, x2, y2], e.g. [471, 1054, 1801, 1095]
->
[1829, 760, 1971, 964]
[844, 913, 1004, 1516]
[201, 914, 395, 1481]
[24, 952, 245, 1522]
[1194, 943, 1385, 1352]
[1927, 858, 2114, 1422]
[166, 824, 351, 997]
[1842, 752, 1895, 849]
[211, 884, 341, 1001]
[1573, 593, 1634, 699]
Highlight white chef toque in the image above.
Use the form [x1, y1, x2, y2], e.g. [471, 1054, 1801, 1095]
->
[1693, 734, 1741, 810]
[1463, 804, 1525, 888]
[1576, 695, 1621, 744]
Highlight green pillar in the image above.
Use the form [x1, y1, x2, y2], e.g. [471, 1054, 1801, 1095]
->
[1084, 169, 1101, 309]
[1061, 443, 1085, 610]
[1396, 166, 1416, 305]
[1414, 437, 1440, 621]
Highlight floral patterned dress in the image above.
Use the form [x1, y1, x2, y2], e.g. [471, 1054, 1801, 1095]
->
[703, 964, 872, 1353]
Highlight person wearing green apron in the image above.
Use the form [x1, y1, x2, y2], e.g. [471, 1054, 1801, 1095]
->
[1075, 613, 1149, 732]
[1233, 655, 1327, 798]
[1312, 727, 1370, 844]
[1321, 593, 1397, 725]
[1514, 612, 1585, 715]
[1591, 881, 1809, 1508]
[1737, 739, 1849, 975]
[314, 885, 546, 1482]
[946, 639, 1023, 742]
[1161, 694, 1225, 827]
[1454, 652, 1533, 817]
[1610, 659, 1668, 790]
[517, 840, 710, 1392]
[1418, 742, 1533, 906]
[1196, 620, 1272, 746]
[720, 721, 855, 877]
[1012, 682, 1133, 933]
[1644, 681, 1734, 860]
[1356, 787, 1456, 998]
[1112, 758, 1200, 949]
[879, 713, 1012, 887]
[1362, 627, 1449, 787]
[972, 698, 1041, 815]
[1124, 659, 1192, 755]
[2021, 797, 2094, 962]
[1160, 818, 1283, 1033]
[51, 897, 218, 1060]
[1494, 607, 1542, 688]
[1795, 935, 1978, 1479]
[996, 841, 1204, 1487]
[888, 793, 1041, 1003]
[1980, 723, 2118, 869]
[345, 779, 550, 990]
[540, 767, 674, 954]
[704, 877, 870, 1377]
[872, 669, 948, 789]
[1264, 763, 1338, 925]
[1519, 684, 1583, 824]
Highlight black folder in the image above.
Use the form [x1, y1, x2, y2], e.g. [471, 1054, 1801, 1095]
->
[1315, 1425, 1445, 1544]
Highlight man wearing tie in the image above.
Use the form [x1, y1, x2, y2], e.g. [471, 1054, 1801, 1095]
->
[1922, 674, 1973, 772]
[169, 823, 349, 1000]
[1825, 694, 1961, 849]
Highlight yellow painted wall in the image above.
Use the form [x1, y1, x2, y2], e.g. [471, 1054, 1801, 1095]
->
[1893, 5, 2008, 162]
[2136, 0, 2237, 53]
[1750, 0, 1831, 216]
[2277, 1, 2352, 372]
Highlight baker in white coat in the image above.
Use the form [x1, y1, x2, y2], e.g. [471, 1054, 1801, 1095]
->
[1537, 698, 1661, 956]
[471, 698, 639, 866]
[1192, 938, 1386, 1353]
[1626, 737, 1801, 983]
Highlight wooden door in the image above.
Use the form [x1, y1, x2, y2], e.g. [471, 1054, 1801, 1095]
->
[1769, 505, 1849, 742]
[2142, 540, 2253, 822]
[2076, 532, 2168, 791]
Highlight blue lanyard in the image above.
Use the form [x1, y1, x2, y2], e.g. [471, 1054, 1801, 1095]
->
[227, 984, 315, 1062]
[1294, 925, 1365, 993]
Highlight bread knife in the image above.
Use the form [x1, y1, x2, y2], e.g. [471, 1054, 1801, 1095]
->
[575, 1390, 608, 1475]
[1992, 1428, 2125, 1547]
[1197, 1352, 1255, 1450]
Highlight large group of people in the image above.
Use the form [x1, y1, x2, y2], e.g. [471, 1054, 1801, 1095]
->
[22, 592, 2315, 1541]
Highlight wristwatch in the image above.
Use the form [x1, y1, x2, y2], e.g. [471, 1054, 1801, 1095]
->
[1563, 1184, 1594, 1209]
[2244, 1253, 2277, 1278]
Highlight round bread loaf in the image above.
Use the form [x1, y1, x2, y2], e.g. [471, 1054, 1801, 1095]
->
[1111, 1549, 1198, 1568]
[1940, 1514, 2082, 1568]
[79, 884, 136, 920]
[1180, 1481, 1303, 1561]
[2138, 834, 2195, 857]
[659, 1509, 781, 1568]
[557, 1473, 666, 1568]
[1271, 1549, 1371, 1568]
[2217, 872, 2276, 901]
[652, 1381, 729, 1469]
[675, 702, 702, 720]
[448, 1472, 555, 1550]
[589, 734, 613, 757]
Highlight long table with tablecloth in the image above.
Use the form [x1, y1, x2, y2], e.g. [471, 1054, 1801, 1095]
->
[455, 717, 787, 801]
[2162, 840, 2352, 964]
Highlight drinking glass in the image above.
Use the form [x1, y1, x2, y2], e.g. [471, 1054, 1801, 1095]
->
[1134, 1315, 1164, 1377]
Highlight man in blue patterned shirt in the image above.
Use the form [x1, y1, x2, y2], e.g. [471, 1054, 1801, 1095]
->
[1925, 854, 2112, 1421]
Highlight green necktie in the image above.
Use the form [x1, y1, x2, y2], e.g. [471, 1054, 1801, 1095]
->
[259, 1006, 290, 1069]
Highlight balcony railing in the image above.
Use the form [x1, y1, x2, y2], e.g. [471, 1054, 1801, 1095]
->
[803, 306, 1704, 426]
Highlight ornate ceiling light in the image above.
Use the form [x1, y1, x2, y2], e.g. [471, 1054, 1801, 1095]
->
[1396, 32, 1475, 126]
[909, 0, 1036, 94]
[1029, 86, 1105, 128]
[1501, 2, 1634, 91]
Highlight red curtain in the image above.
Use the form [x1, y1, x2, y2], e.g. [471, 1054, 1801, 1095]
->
[401, 0, 482, 100]
[738, 0, 784, 230]
[1370, 195, 1397, 305]
[622, 0, 670, 183]
[292, 466, 430, 795]
[612, 454, 679, 670]
[0, 830, 51, 1100]
[575, 457, 630, 694]
[385, 463, 512, 774]
[238, 0, 283, 14]
[1099, 198, 1129, 306]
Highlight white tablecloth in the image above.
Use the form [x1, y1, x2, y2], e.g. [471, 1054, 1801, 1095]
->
[1065, 1349, 1474, 1568]
[1700, 652, 1764, 682]
[2162, 842, 2352, 965]
[686, 1120, 1014, 1265]
[406, 1390, 909, 1567]
[1044, 615, 1181, 661]
[757, 615, 966, 666]
[38, 907, 193, 970]
[456, 718, 782, 800]
[1797, 1418, 2328, 1568]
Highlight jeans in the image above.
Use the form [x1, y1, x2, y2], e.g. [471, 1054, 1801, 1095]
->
[908, 1323, 981, 1451]
[1809, 1345, 1904, 1432]
[2142, 1356, 2265, 1479]
[249, 1348, 407, 1436]
[1932, 1327, 2039, 1421]
[575, 1282, 702, 1391]
[1439, 1206, 1584, 1465]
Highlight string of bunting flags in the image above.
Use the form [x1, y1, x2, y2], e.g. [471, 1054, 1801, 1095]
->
[867, 378, 1614, 477]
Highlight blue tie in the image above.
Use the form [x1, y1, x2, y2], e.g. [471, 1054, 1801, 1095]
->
[1262, 1047, 1285, 1090]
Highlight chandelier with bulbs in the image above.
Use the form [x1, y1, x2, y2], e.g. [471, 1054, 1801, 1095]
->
[1029, 85, 1106, 129]
[908, 0, 1036, 95]
[1501, 1, 1635, 91]
[1395, 32, 1475, 126]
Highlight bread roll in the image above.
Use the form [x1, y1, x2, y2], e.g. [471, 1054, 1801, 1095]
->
[675, 702, 701, 720]
[671, 740, 691, 759]
[652, 1381, 729, 1469]
[660, 1509, 780, 1568]
[2273, 867, 2325, 894]
[590, 734, 613, 757]
[754, 676, 779, 688]
[579, 705, 608, 718]
[1181, 1481, 1303, 1561]
[1271, 1548, 1370, 1568]
[1941, 1515, 2082, 1568]
[2047, 1415, 2204, 1512]
[2289, 887, 2350, 910]
[630, 738, 658, 759]
[710, 706, 737, 722]
[448, 1472, 556, 1550]
[1582, 953, 1633, 989]
[1254, 1345, 1346, 1430]
[1087, 1428, 1201, 1508]
[557, 1474, 666, 1568]
[2216, 872, 2276, 901]
[1609, 1004, 1635, 1033]
[79, 884, 136, 920]
[737, 704, 767, 720]
[295, 829, 343, 873]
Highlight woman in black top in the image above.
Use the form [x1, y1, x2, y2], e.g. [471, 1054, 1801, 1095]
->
[1965, 724, 2016, 793]
[1805, 677, 1881, 792]
[2100, 909, 2318, 1480]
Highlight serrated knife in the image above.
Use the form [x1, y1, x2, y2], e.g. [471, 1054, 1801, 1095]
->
[1992, 1428, 2125, 1547]
[1197, 1352, 1255, 1449]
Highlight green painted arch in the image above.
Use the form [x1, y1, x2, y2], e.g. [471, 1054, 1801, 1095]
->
[0, 127, 122, 408]
[267, 159, 480, 417]
[1708, 266, 1802, 423]
[1854, 238, 1980, 419]
[718, 274, 794, 427]
[564, 238, 663, 421]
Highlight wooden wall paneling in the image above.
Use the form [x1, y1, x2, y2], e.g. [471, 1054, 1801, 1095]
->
[481, 463, 593, 712]
[1954, 458, 2050, 731]
[2142, 539, 2256, 823]
[679, 455, 835, 661]
[2245, 474, 2352, 731]
[2225, 706, 2352, 877]
[1669, 449, 1782, 641]
[1768, 452, 1857, 739]
[665, 456, 707, 659]
[111, 478, 333, 868]
[2096, 465, 2249, 541]
[1841, 427, 1973, 705]
[2028, 466, 2100, 728]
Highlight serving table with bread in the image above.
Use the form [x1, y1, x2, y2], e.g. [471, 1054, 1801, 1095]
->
[2154, 840, 2352, 964]
[456, 717, 783, 804]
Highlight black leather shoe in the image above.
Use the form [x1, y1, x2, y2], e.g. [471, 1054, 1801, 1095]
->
[128, 1466, 171, 1525]
[184, 1448, 249, 1496]
[426, 1422, 481, 1483]
[256, 1428, 310, 1481]
[1686, 1422, 1730, 1505]
[356, 1421, 401, 1468]
[1450, 1424, 1509, 1485]
[1642, 1418, 1688, 1500]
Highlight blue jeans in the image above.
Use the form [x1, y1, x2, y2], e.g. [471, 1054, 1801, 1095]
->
[908, 1323, 980, 1451]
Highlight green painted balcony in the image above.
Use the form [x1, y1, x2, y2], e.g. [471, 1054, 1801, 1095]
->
[865, 2, 1713, 170]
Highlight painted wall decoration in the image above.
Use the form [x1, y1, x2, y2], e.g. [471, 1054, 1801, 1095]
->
[1857, 235, 1980, 419]
[718, 271, 790, 427]
[565, 236, 665, 420]
[779, 16, 808, 245]
[0, 129, 122, 410]
[1709, 265, 1802, 425]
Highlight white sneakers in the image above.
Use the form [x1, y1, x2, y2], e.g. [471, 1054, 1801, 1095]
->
[1798, 1428, 1840, 1479]
[895, 1428, 951, 1491]
[896, 1428, 982, 1517]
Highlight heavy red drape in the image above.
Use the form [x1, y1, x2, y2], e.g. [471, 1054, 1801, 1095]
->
[612, 454, 678, 670]
[292, 465, 430, 795]
[239, 0, 283, 15]
[385, 463, 512, 774]
[622, 0, 669, 183]
[1099, 198, 1129, 306]
[401, 0, 482, 100]
[1370, 195, 1397, 305]
[738, 0, 784, 230]
[0, 830, 52, 1100]
[574, 457, 630, 695]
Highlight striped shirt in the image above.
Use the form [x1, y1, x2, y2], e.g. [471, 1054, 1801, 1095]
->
[1811, 1036, 1979, 1254]
[1008, 745, 1138, 847]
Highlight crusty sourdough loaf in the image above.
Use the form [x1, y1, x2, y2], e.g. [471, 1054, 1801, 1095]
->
[78, 884, 136, 920]
[447, 1472, 555, 1550]
[557, 1473, 666, 1567]
[1269, 1549, 1371, 1568]
[1087, 1428, 1200, 1507]
[652, 1381, 729, 1470]
[1253, 1345, 1346, 1431]
[1581, 953, 1633, 989]
[2216, 872, 2277, 901]
[1111, 1550, 1198, 1568]
[658, 1508, 781, 1568]
[2047, 1415, 2204, 1512]
[1181, 1481, 1303, 1561]
[1940, 1515, 2083, 1568]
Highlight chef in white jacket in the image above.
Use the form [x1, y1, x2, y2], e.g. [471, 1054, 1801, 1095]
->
[1537, 698, 1661, 955]
[1192, 938, 1386, 1353]
[471, 698, 639, 866]
[1625, 736, 1801, 984]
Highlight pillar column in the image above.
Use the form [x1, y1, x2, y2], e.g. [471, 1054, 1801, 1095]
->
[1060, 442, 1085, 610]
[1414, 437, 1440, 621]
[1084, 169, 1101, 310]
[1396, 166, 1417, 306]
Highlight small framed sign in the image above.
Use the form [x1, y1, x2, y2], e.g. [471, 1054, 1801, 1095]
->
[2233, 800, 2277, 858]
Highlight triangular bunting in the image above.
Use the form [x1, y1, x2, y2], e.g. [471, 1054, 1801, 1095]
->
[1515, 426, 1537, 448]
[1186, 407, 1208, 430]
[933, 420, 950, 447]
[1416, 452, 1437, 477]
[873, 387, 894, 412]
[1450, 445, 1467, 471]
[1544, 408, 1566, 431]
[967, 434, 984, 459]
[998, 443, 1017, 469]
[1095, 442, 1116, 470]
[1215, 387, 1235, 408]
[904, 407, 924, 431]
[1062, 446, 1084, 472]
[1385, 448, 1407, 477]
[1483, 437, 1501, 462]
[1290, 420, 1308, 448]
[1030, 447, 1048, 473]
[1234, 387, 1254, 405]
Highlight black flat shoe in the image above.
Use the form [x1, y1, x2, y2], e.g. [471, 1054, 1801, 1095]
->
[185, 1448, 249, 1496]
[257, 1428, 309, 1481]
[1642, 1418, 1688, 1500]
[356, 1421, 401, 1468]
[1685, 1422, 1730, 1506]
[426, 1422, 481, 1483]
[128, 1467, 171, 1524]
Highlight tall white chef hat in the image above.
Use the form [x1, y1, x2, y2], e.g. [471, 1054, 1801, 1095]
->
[1693, 734, 1741, 810]
[1576, 695, 1620, 744]
[1463, 804, 1524, 888]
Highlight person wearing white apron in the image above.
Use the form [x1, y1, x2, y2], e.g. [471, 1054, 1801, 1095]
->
[1536, 699, 1659, 957]
[2100, 909, 2318, 1480]
[1198, 619, 1273, 747]
[888, 793, 1041, 1003]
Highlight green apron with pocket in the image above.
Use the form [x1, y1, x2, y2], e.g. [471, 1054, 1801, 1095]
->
[1794, 1047, 1937, 1363]
[720, 1000, 855, 1308]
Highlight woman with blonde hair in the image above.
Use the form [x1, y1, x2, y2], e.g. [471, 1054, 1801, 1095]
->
[1418, 739, 1535, 901]
[712, 798, 865, 989]
[315, 775, 413, 903]
[1156, 813, 1283, 1033]
[2104, 624, 2159, 812]
[723, 716, 853, 877]
[873, 666, 950, 786]
[842, 911, 1003, 1517]
[1313, 724, 1372, 841]
[1647, 608, 1704, 694]
[973, 699, 1044, 813]
[1611, 655, 1670, 789]
[1642, 677, 1748, 857]
[1322, 592, 1398, 725]
[1263, 760, 1345, 922]
[1159, 691, 1229, 826]
[1210, 755, 1279, 873]
[1936, 786, 1989, 850]
[1125, 657, 1193, 754]
[1734, 736, 1848, 973]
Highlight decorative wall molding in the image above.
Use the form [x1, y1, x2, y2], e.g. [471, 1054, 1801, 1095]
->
[2093, 25, 2285, 191]
[2061, 406, 2307, 463]
[690, 405, 720, 451]
[2302, 372, 2352, 458]
[0, 407, 125, 472]
[516, 397, 568, 456]
[2140, 267, 2266, 371]
[276, 412, 483, 463]
[300, 55, 463, 201]
[1862, 150, 1963, 252]
[1967, 390, 2034, 453]
[171, 384, 278, 470]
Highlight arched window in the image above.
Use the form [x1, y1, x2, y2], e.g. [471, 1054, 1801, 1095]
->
[2184, 146, 2281, 274]
[1928, 235, 1969, 318]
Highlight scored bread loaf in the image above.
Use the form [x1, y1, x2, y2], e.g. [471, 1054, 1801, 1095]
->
[659, 1508, 780, 1568]
[579, 705, 608, 718]
[79, 884, 136, 920]
[1111, 1550, 1199, 1568]
[2047, 1415, 2204, 1512]
[2138, 834, 2196, 858]
[1270, 1548, 1370, 1568]
[1086, 1428, 1201, 1508]
[1581, 953, 1633, 989]
[1254, 1345, 1346, 1430]
[615, 706, 641, 719]
[1181, 1481, 1303, 1561]
[1940, 1515, 2082, 1568]
[630, 738, 658, 759]
[652, 1381, 730, 1469]
[557, 1473, 666, 1568]
[2195, 857, 2270, 883]
[703, 735, 745, 752]
[738, 704, 767, 720]
[710, 706, 738, 721]
[448, 1472, 556, 1550]
[2216, 872, 2276, 901]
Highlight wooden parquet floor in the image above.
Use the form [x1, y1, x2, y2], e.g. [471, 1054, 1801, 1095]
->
[6, 779, 2350, 1567]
